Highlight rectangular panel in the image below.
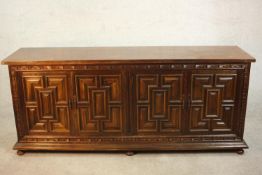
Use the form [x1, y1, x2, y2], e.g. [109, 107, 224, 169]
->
[21, 72, 71, 134]
[137, 106, 157, 132]
[133, 72, 185, 134]
[51, 107, 70, 132]
[25, 107, 47, 132]
[26, 107, 38, 130]
[46, 75, 68, 104]
[160, 105, 181, 132]
[161, 75, 183, 102]
[39, 90, 54, 119]
[191, 74, 213, 102]
[92, 90, 107, 119]
[136, 75, 158, 102]
[103, 106, 122, 132]
[215, 74, 237, 103]
[22, 76, 44, 104]
[206, 89, 220, 118]
[152, 90, 167, 119]
[75, 75, 97, 103]
[212, 105, 234, 131]
[101, 76, 121, 102]
[189, 106, 209, 132]
[74, 72, 124, 134]
[78, 107, 99, 132]
[189, 70, 239, 133]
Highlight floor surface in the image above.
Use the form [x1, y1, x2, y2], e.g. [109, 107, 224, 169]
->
[0, 66, 262, 175]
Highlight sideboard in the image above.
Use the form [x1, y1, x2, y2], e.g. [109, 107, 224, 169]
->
[1, 46, 255, 155]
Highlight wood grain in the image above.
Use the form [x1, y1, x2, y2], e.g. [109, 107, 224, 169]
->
[1, 46, 255, 65]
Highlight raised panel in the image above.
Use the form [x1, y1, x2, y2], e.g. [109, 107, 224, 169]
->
[212, 105, 234, 131]
[51, 107, 70, 132]
[38, 89, 55, 119]
[137, 106, 157, 132]
[23, 76, 43, 103]
[160, 106, 181, 132]
[78, 107, 98, 132]
[161, 75, 183, 102]
[75, 74, 123, 134]
[76, 76, 97, 103]
[189, 72, 237, 132]
[26, 107, 38, 130]
[22, 73, 70, 134]
[91, 90, 107, 119]
[191, 74, 213, 102]
[206, 89, 220, 117]
[134, 73, 184, 133]
[101, 76, 121, 102]
[46, 76, 68, 103]
[137, 75, 158, 102]
[103, 106, 122, 131]
[152, 90, 167, 119]
[190, 106, 209, 131]
[26, 107, 47, 132]
[215, 75, 237, 102]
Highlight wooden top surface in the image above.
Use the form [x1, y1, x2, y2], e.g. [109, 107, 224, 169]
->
[1, 46, 255, 65]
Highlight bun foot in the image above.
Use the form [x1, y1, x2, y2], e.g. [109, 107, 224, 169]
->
[236, 149, 244, 155]
[126, 151, 135, 156]
[17, 150, 25, 156]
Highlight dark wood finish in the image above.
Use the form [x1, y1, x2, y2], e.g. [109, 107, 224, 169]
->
[1, 46, 255, 154]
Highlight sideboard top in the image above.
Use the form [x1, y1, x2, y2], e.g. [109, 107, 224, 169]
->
[1, 46, 255, 65]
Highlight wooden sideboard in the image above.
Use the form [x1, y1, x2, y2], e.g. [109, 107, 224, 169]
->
[1, 46, 255, 155]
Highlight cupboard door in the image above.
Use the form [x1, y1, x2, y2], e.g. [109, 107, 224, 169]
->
[21, 72, 71, 135]
[188, 70, 240, 133]
[131, 70, 185, 134]
[74, 71, 125, 135]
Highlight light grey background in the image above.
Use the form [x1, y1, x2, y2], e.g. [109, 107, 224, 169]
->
[0, 0, 261, 175]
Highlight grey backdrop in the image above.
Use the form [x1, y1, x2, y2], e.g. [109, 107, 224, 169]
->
[0, 1, 261, 175]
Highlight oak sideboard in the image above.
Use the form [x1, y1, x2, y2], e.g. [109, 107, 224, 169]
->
[1, 46, 255, 155]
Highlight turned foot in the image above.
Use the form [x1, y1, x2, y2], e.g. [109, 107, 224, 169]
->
[126, 151, 135, 156]
[236, 149, 244, 155]
[17, 150, 25, 156]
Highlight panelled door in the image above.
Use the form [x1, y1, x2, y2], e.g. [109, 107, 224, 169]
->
[188, 69, 240, 134]
[73, 70, 125, 135]
[131, 70, 186, 135]
[19, 68, 242, 137]
[20, 71, 72, 135]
